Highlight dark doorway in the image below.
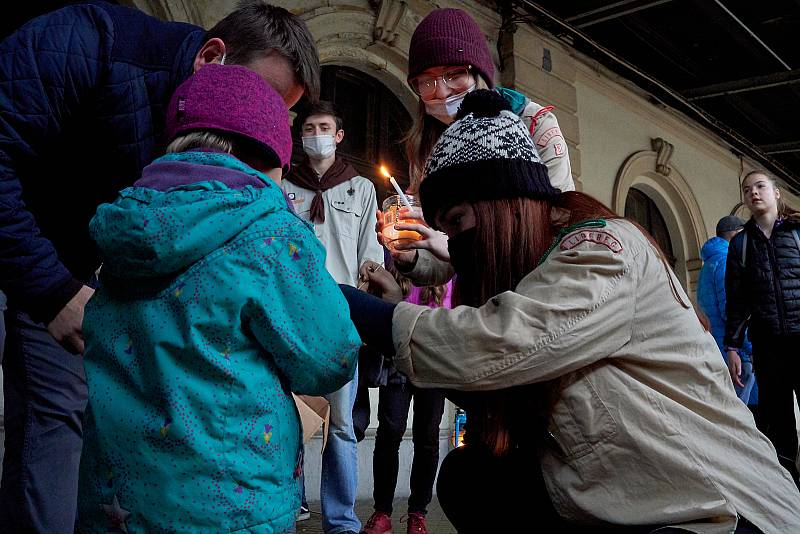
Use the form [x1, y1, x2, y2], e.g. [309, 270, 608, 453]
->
[625, 187, 676, 268]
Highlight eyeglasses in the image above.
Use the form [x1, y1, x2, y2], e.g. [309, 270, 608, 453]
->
[410, 66, 473, 100]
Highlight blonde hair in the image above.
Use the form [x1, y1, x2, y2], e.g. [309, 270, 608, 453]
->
[390, 265, 448, 307]
[403, 75, 490, 193]
[166, 131, 234, 155]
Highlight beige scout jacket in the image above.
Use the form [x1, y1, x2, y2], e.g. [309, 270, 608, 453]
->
[283, 176, 383, 286]
[392, 219, 800, 533]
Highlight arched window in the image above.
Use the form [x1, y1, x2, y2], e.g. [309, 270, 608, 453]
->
[292, 65, 413, 201]
[625, 187, 676, 268]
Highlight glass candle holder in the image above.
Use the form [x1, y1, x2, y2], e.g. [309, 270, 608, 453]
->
[382, 194, 423, 252]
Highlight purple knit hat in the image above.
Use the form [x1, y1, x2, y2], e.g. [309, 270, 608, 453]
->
[165, 64, 291, 169]
[407, 8, 495, 89]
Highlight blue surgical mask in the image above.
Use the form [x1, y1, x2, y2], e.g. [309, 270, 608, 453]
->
[424, 84, 476, 125]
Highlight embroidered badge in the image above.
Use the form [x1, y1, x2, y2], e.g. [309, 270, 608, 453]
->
[560, 229, 623, 253]
[535, 126, 563, 147]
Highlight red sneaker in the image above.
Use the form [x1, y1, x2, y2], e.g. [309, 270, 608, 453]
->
[361, 511, 393, 534]
[403, 512, 428, 534]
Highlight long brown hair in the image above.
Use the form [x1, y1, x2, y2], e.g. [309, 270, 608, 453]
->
[404, 103, 446, 194]
[453, 198, 554, 308]
[453, 197, 555, 457]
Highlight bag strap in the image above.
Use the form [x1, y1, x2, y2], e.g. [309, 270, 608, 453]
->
[741, 231, 748, 266]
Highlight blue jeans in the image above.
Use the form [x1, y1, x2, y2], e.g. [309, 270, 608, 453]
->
[0, 309, 87, 533]
[736, 360, 758, 405]
[321, 366, 360, 534]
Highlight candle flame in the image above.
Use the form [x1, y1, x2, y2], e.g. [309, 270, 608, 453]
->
[378, 165, 392, 179]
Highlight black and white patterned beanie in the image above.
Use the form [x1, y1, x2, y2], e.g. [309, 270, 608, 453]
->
[419, 89, 559, 228]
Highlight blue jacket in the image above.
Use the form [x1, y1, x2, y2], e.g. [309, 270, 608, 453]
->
[697, 237, 752, 361]
[0, 2, 205, 323]
[78, 153, 361, 532]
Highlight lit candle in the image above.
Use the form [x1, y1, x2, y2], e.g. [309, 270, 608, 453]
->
[379, 165, 413, 209]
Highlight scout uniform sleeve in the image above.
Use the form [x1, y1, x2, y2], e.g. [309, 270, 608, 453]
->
[529, 109, 575, 193]
[242, 230, 361, 396]
[392, 224, 639, 389]
[398, 249, 455, 287]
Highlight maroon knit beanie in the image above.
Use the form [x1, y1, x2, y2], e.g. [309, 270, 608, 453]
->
[165, 64, 292, 169]
[407, 8, 495, 89]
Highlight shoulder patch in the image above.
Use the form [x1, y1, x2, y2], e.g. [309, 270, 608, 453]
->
[560, 229, 623, 253]
[534, 126, 563, 147]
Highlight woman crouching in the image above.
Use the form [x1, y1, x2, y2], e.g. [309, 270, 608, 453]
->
[346, 90, 800, 533]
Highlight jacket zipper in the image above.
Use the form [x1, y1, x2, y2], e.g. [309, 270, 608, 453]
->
[765, 231, 788, 335]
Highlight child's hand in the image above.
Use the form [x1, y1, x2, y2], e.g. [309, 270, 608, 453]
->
[358, 261, 403, 304]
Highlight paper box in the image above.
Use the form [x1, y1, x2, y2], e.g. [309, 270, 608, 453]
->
[293, 394, 331, 450]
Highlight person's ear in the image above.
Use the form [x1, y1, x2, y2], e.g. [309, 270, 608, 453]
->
[193, 38, 227, 72]
[775, 187, 781, 200]
[335, 129, 344, 144]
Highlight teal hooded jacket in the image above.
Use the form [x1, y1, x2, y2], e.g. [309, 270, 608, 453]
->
[78, 153, 361, 533]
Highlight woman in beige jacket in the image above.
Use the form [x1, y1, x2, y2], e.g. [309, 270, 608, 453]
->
[345, 91, 800, 533]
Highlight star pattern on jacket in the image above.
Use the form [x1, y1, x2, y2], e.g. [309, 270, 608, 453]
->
[102, 494, 131, 533]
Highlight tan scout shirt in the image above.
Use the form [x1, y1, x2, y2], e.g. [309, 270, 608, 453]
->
[392, 219, 800, 533]
[283, 176, 383, 286]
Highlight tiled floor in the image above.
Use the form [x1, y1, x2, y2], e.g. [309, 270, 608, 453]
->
[295, 497, 457, 534]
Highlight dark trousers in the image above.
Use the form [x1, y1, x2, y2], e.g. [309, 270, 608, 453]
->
[437, 445, 763, 534]
[373, 382, 445, 515]
[0, 309, 87, 533]
[436, 445, 564, 533]
[751, 334, 800, 484]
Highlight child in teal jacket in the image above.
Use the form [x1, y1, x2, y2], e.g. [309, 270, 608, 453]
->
[77, 65, 361, 533]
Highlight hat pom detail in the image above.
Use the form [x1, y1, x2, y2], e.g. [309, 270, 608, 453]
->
[456, 89, 511, 120]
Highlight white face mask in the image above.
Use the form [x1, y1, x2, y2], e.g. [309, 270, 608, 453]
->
[302, 134, 337, 160]
[423, 84, 476, 125]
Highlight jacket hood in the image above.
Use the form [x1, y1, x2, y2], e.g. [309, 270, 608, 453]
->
[700, 236, 729, 262]
[91, 171, 286, 284]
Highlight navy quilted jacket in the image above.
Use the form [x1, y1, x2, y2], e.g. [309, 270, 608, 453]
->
[0, 2, 205, 323]
[725, 217, 800, 347]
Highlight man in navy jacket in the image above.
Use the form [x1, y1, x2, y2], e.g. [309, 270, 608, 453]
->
[0, 2, 319, 530]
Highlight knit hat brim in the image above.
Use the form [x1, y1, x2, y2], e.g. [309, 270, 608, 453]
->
[420, 158, 557, 228]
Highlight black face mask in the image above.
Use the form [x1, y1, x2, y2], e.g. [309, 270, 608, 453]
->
[447, 227, 478, 296]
